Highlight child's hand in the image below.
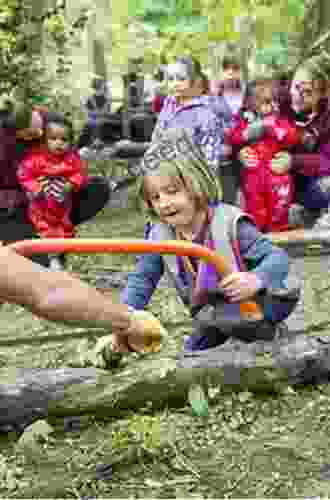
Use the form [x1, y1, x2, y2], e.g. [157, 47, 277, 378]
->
[239, 147, 258, 168]
[219, 272, 262, 302]
[269, 152, 292, 174]
[243, 118, 266, 142]
[63, 182, 72, 193]
[39, 177, 52, 193]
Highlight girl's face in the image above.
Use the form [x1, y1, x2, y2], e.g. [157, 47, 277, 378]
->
[145, 174, 199, 232]
[166, 63, 197, 101]
[45, 123, 70, 154]
[255, 87, 275, 117]
[223, 64, 241, 82]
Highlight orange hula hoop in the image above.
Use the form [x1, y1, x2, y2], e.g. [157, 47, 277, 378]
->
[8, 238, 263, 321]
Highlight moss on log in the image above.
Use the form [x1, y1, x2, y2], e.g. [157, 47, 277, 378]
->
[2, 332, 330, 431]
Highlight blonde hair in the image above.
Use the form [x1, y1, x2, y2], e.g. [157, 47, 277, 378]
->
[141, 170, 209, 220]
[137, 128, 222, 221]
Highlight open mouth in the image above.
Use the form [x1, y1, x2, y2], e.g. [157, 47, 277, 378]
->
[163, 210, 179, 218]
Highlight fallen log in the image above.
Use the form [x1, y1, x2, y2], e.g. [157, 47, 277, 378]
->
[2, 332, 330, 432]
[269, 229, 330, 257]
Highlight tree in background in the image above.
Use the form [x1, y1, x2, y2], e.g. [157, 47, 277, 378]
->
[116, 0, 329, 81]
[0, 0, 87, 110]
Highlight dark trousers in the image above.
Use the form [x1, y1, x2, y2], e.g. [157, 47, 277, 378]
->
[296, 174, 330, 210]
[220, 158, 242, 205]
[77, 116, 122, 148]
[1, 177, 110, 267]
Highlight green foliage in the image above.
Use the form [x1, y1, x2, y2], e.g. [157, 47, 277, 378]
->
[287, 0, 305, 18]
[188, 384, 209, 417]
[256, 32, 289, 68]
[0, 0, 87, 109]
[128, 0, 207, 34]
[113, 0, 311, 76]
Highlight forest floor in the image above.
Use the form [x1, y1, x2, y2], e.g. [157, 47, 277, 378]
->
[1, 178, 330, 499]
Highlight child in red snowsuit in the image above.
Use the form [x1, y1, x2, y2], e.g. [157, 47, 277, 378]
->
[18, 114, 88, 240]
[226, 79, 301, 232]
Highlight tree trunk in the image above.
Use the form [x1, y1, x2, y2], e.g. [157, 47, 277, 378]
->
[319, 0, 330, 45]
[64, 0, 112, 107]
[2, 331, 330, 431]
[2, 254, 330, 432]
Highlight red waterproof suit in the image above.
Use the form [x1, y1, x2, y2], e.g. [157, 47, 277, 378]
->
[18, 148, 87, 238]
[227, 113, 301, 232]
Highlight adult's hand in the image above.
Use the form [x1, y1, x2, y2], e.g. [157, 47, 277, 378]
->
[219, 272, 263, 302]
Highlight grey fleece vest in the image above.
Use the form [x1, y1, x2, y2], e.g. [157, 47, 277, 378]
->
[149, 203, 253, 308]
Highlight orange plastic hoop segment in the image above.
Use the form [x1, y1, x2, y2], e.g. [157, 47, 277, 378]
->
[8, 238, 263, 321]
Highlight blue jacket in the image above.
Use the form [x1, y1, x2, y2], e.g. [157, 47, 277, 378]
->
[121, 204, 290, 324]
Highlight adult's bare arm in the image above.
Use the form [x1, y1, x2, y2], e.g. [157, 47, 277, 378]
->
[0, 245, 132, 332]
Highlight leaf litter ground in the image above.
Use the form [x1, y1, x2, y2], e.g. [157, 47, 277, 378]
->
[1, 184, 330, 498]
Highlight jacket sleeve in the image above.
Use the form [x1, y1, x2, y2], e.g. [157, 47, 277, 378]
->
[120, 252, 164, 309]
[291, 153, 321, 176]
[291, 140, 330, 177]
[151, 96, 171, 142]
[193, 109, 229, 172]
[237, 220, 289, 289]
[17, 153, 42, 194]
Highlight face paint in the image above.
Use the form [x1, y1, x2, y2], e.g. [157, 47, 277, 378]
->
[166, 63, 192, 98]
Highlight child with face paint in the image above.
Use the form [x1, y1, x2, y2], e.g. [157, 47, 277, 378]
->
[17, 113, 88, 269]
[115, 128, 291, 353]
[210, 55, 245, 115]
[151, 56, 232, 174]
[227, 79, 301, 232]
